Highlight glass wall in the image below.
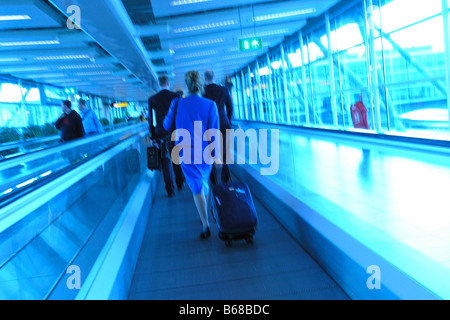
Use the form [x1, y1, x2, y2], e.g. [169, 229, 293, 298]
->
[0, 81, 24, 128]
[0, 75, 141, 143]
[232, 0, 450, 140]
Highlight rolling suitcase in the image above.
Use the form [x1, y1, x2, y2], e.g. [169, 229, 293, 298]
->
[211, 179, 258, 247]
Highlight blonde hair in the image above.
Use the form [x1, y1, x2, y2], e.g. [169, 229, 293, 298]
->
[185, 71, 204, 95]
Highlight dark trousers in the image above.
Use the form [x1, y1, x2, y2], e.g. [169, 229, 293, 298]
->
[160, 138, 184, 195]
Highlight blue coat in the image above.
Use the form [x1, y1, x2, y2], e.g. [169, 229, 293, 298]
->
[163, 94, 219, 194]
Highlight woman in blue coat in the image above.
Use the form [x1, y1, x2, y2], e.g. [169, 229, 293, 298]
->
[163, 71, 219, 239]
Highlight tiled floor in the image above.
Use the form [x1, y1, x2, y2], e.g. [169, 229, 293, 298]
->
[128, 179, 349, 300]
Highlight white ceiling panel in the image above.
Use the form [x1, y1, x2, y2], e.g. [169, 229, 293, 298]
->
[140, 0, 338, 89]
[150, 0, 276, 18]
[0, 0, 340, 102]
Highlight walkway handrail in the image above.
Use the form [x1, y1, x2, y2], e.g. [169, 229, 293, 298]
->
[0, 127, 148, 234]
[0, 122, 148, 172]
[0, 135, 60, 153]
[234, 120, 450, 156]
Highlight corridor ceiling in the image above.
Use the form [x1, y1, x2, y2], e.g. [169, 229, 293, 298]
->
[0, 0, 338, 101]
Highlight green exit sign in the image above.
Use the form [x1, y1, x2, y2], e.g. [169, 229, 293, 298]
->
[64, 87, 77, 94]
[239, 38, 262, 51]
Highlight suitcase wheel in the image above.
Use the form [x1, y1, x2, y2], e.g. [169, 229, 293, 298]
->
[245, 236, 253, 244]
[225, 240, 232, 247]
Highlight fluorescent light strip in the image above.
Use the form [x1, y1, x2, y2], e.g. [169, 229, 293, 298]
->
[0, 40, 59, 46]
[173, 38, 224, 49]
[35, 54, 90, 61]
[0, 15, 31, 21]
[88, 77, 123, 81]
[220, 52, 257, 61]
[174, 59, 212, 68]
[53, 82, 91, 87]
[40, 171, 52, 177]
[76, 71, 112, 76]
[240, 29, 288, 39]
[2, 188, 13, 195]
[0, 58, 22, 62]
[254, 8, 316, 22]
[173, 20, 236, 33]
[1, 67, 48, 72]
[58, 64, 104, 70]
[16, 178, 37, 189]
[175, 50, 217, 59]
[25, 74, 68, 79]
[170, 0, 212, 6]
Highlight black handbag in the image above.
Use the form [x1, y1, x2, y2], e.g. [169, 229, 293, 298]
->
[147, 98, 180, 171]
[147, 142, 161, 171]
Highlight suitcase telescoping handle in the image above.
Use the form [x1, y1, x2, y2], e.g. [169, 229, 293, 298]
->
[215, 163, 232, 184]
[211, 163, 232, 185]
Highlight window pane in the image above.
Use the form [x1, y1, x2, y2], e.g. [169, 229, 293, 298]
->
[379, 0, 448, 137]
[44, 85, 67, 104]
[379, 0, 442, 34]
[0, 83, 22, 103]
[0, 102, 25, 128]
[20, 85, 41, 104]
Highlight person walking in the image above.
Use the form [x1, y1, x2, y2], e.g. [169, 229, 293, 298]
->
[55, 100, 85, 142]
[78, 99, 104, 136]
[163, 71, 219, 239]
[203, 70, 233, 184]
[149, 75, 184, 197]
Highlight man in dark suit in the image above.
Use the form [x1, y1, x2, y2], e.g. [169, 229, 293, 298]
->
[203, 70, 233, 184]
[55, 100, 85, 142]
[148, 75, 184, 197]
[55, 100, 85, 164]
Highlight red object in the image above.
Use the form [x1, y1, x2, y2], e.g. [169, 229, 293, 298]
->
[351, 96, 369, 129]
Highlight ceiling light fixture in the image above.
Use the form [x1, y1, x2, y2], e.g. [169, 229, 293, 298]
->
[173, 38, 224, 49]
[173, 20, 236, 33]
[2, 188, 13, 195]
[35, 54, 91, 61]
[76, 71, 112, 76]
[175, 50, 217, 59]
[88, 77, 124, 81]
[25, 74, 67, 79]
[170, 0, 212, 6]
[174, 59, 212, 68]
[0, 58, 22, 62]
[0, 15, 31, 21]
[0, 40, 59, 46]
[253, 8, 316, 22]
[240, 29, 289, 39]
[58, 64, 104, 70]
[16, 178, 37, 189]
[1, 67, 48, 72]
[220, 52, 257, 61]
